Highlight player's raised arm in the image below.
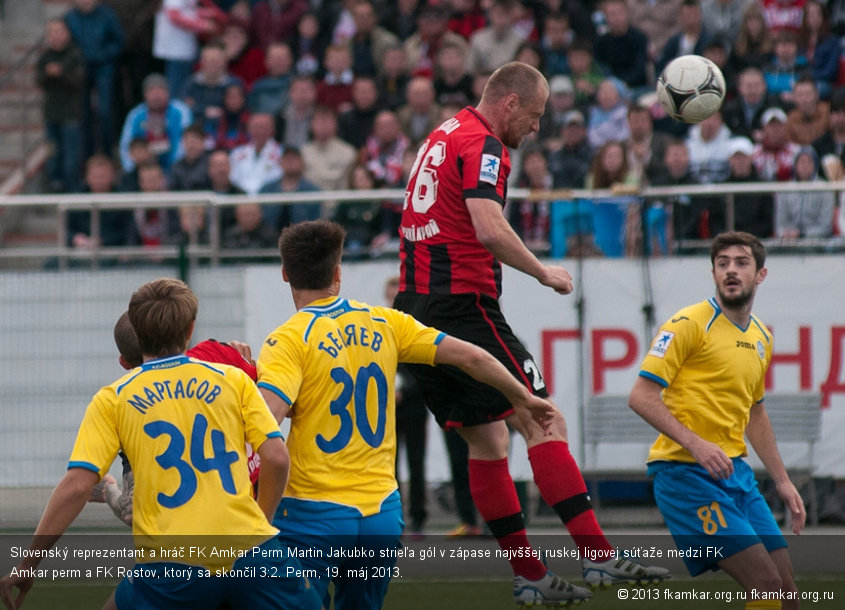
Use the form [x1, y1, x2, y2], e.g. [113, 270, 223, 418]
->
[434, 335, 555, 429]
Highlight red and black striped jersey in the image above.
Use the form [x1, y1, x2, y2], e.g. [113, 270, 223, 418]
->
[399, 107, 510, 299]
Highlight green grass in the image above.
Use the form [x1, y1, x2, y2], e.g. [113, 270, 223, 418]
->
[12, 577, 845, 609]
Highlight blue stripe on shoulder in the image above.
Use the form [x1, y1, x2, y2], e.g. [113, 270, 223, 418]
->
[191, 360, 226, 376]
[639, 370, 668, 387]
[750, 316, 771, 343]
[257, 382, 293, 405]
[116, 369, 145, 395]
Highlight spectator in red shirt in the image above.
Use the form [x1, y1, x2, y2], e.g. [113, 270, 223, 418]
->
[250, 0, 309, 51]
[316, 44, 355, 113]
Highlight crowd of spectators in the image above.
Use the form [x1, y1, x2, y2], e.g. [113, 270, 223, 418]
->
[33, 0, 845, 259]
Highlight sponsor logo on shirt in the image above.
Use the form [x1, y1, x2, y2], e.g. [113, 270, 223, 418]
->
[648, 330, 674, 358]
[479, 154, 500, 185]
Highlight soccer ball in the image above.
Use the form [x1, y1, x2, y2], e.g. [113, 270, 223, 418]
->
[656, 55, 726, 124]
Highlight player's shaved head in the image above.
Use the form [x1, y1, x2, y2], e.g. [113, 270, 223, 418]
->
[278, 220, 346, 290]
[481, 61, 548, 106]
[114, 311, 143, 368]
[128, 278, 198, 358]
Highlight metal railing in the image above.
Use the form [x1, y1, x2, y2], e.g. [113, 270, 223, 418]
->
[0, 181, 843, 269]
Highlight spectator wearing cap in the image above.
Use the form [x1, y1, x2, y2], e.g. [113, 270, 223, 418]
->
[722, 67, 780, 141]
[775, 146, 836, 239]
[119, 73, 192, 172]
[397, 77, 441, 148]
[538, 75, 576, 146]
[811, 87, 845, 169]
[721, 136, 774, 237]
[786, 77, 830, 145]
[752, 107, 801, 180]
[594, 0, 650, 90]
[465, 0, 524, 75]
[404, 4, 467, 77]
[548, 110, 592, 189]
[655, 0, 712, 76]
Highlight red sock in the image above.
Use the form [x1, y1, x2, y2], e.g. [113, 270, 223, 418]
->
[528, 441, 614, 556]
[469, 458, 546, 580]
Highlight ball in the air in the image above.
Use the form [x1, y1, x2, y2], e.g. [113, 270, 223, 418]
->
[656, 55, 726, 124]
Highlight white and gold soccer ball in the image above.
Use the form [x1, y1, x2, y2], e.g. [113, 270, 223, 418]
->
[656, 55, 726, 124]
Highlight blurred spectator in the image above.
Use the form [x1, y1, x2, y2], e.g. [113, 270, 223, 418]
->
[207, 148, 245, 195]
[701, 0, 751, 44]
[588, 78, 631, 150]
[761, 0, 807, 34]
[37, 18, 85, 193]
[538, 75, 577, 147]
[68, 155, 138, 248]
[65, 0, 125, 158]
[220, 22, 265, 88]
[567, 38, 604, 110]
[290, 12, 326, 78]
[786, 77, 829, 145]
[628, 0, 683, 62]
[229, 113, 282, 195]
[153, 0, 215, 97]
[686, 111, 733, 184]
[471, 71, 492, 105]
[702, 36, 735, 94]
[404, 4, 467, 77]
[510, 148, 552, 253]
[433, 42, 474, 108]
[381, 0, 421, 42]
[798, 1, 839, 99]
[316, 45, 355, 112]
[135, 161, 179, 247]
[120, 138, 152, 191]
[594, 0, 650, 90]
[514, 41, 544, 72]
[548, 110, 592, 188]
[212, 83, 251, 151]
[328, 0, 359, 45]
[650, 140, 705, 241]
[539, 12, 573, 76]
[722, 67, 778, 141]
[656, 0, 711, 76]
[378, 45, 412, 111]
[446, 0, 486, 40]
[626, 104, 670, 184]
[302, 107, 358, 192]
[722, 137, 774, 237]
[222, 202, 279, 250]
[763, 29, 807, 103]
[338, 76, 382, 148]
[465, 0, 523, 75]
[169, 124, 211, 191]
[585, 141, 638, 189]
[250, 0, 309, 51]
[260, 147, 322, 231]
[169, 205, 209, 245]
[332, 164, 383, 258]
[752, 107, 801, 180]
[727, 3, 774, 75]
[103, 0, 159, 116]
[119, 73, 192, 173]
[775, 147, 835, 238]
[363, 111, 410, 187]
[585, 140, 641, 257]
[348, 0, 400, 77]
[542, 0, 596, 43]
[181, 43, 244, 132]
[248, 42, 294, 116]
[276, 76, 317, 149]
[397, 77, 441, 148]
[812, 88, 845, 167]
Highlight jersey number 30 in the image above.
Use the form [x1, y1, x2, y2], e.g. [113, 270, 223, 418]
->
[144, 413, 239, 508]
[318, 364, 389, 453]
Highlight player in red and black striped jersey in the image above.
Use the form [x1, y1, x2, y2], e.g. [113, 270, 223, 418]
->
[394, 62, 669, 605]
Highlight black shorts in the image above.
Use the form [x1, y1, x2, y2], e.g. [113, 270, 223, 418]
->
[393, 292, 548, 429]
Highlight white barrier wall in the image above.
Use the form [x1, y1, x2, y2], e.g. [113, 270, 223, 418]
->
[1, 255, 844, 489]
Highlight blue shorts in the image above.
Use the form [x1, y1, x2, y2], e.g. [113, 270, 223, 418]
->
[649, 459, 787, 576]
[275, 490, 404, 610]
[115, 537, 321, 609]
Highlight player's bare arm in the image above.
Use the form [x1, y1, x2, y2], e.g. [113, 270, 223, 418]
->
[466, 197, 573, 295]
[253, 436, 290, 522]
[1, 468, 99, 610]
[259, 387, 292, 425]
[433, 335, 556, 430]
[629, 376, 734, 479]
[746, 401, 806, 534]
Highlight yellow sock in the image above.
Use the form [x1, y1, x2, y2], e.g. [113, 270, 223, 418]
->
[745, 600, 782, 609]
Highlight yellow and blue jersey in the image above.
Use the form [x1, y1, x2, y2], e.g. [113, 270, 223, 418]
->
[638, 298, 773, 463]
[257, 296, 445, 517]
[69, 355, 281, 570]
